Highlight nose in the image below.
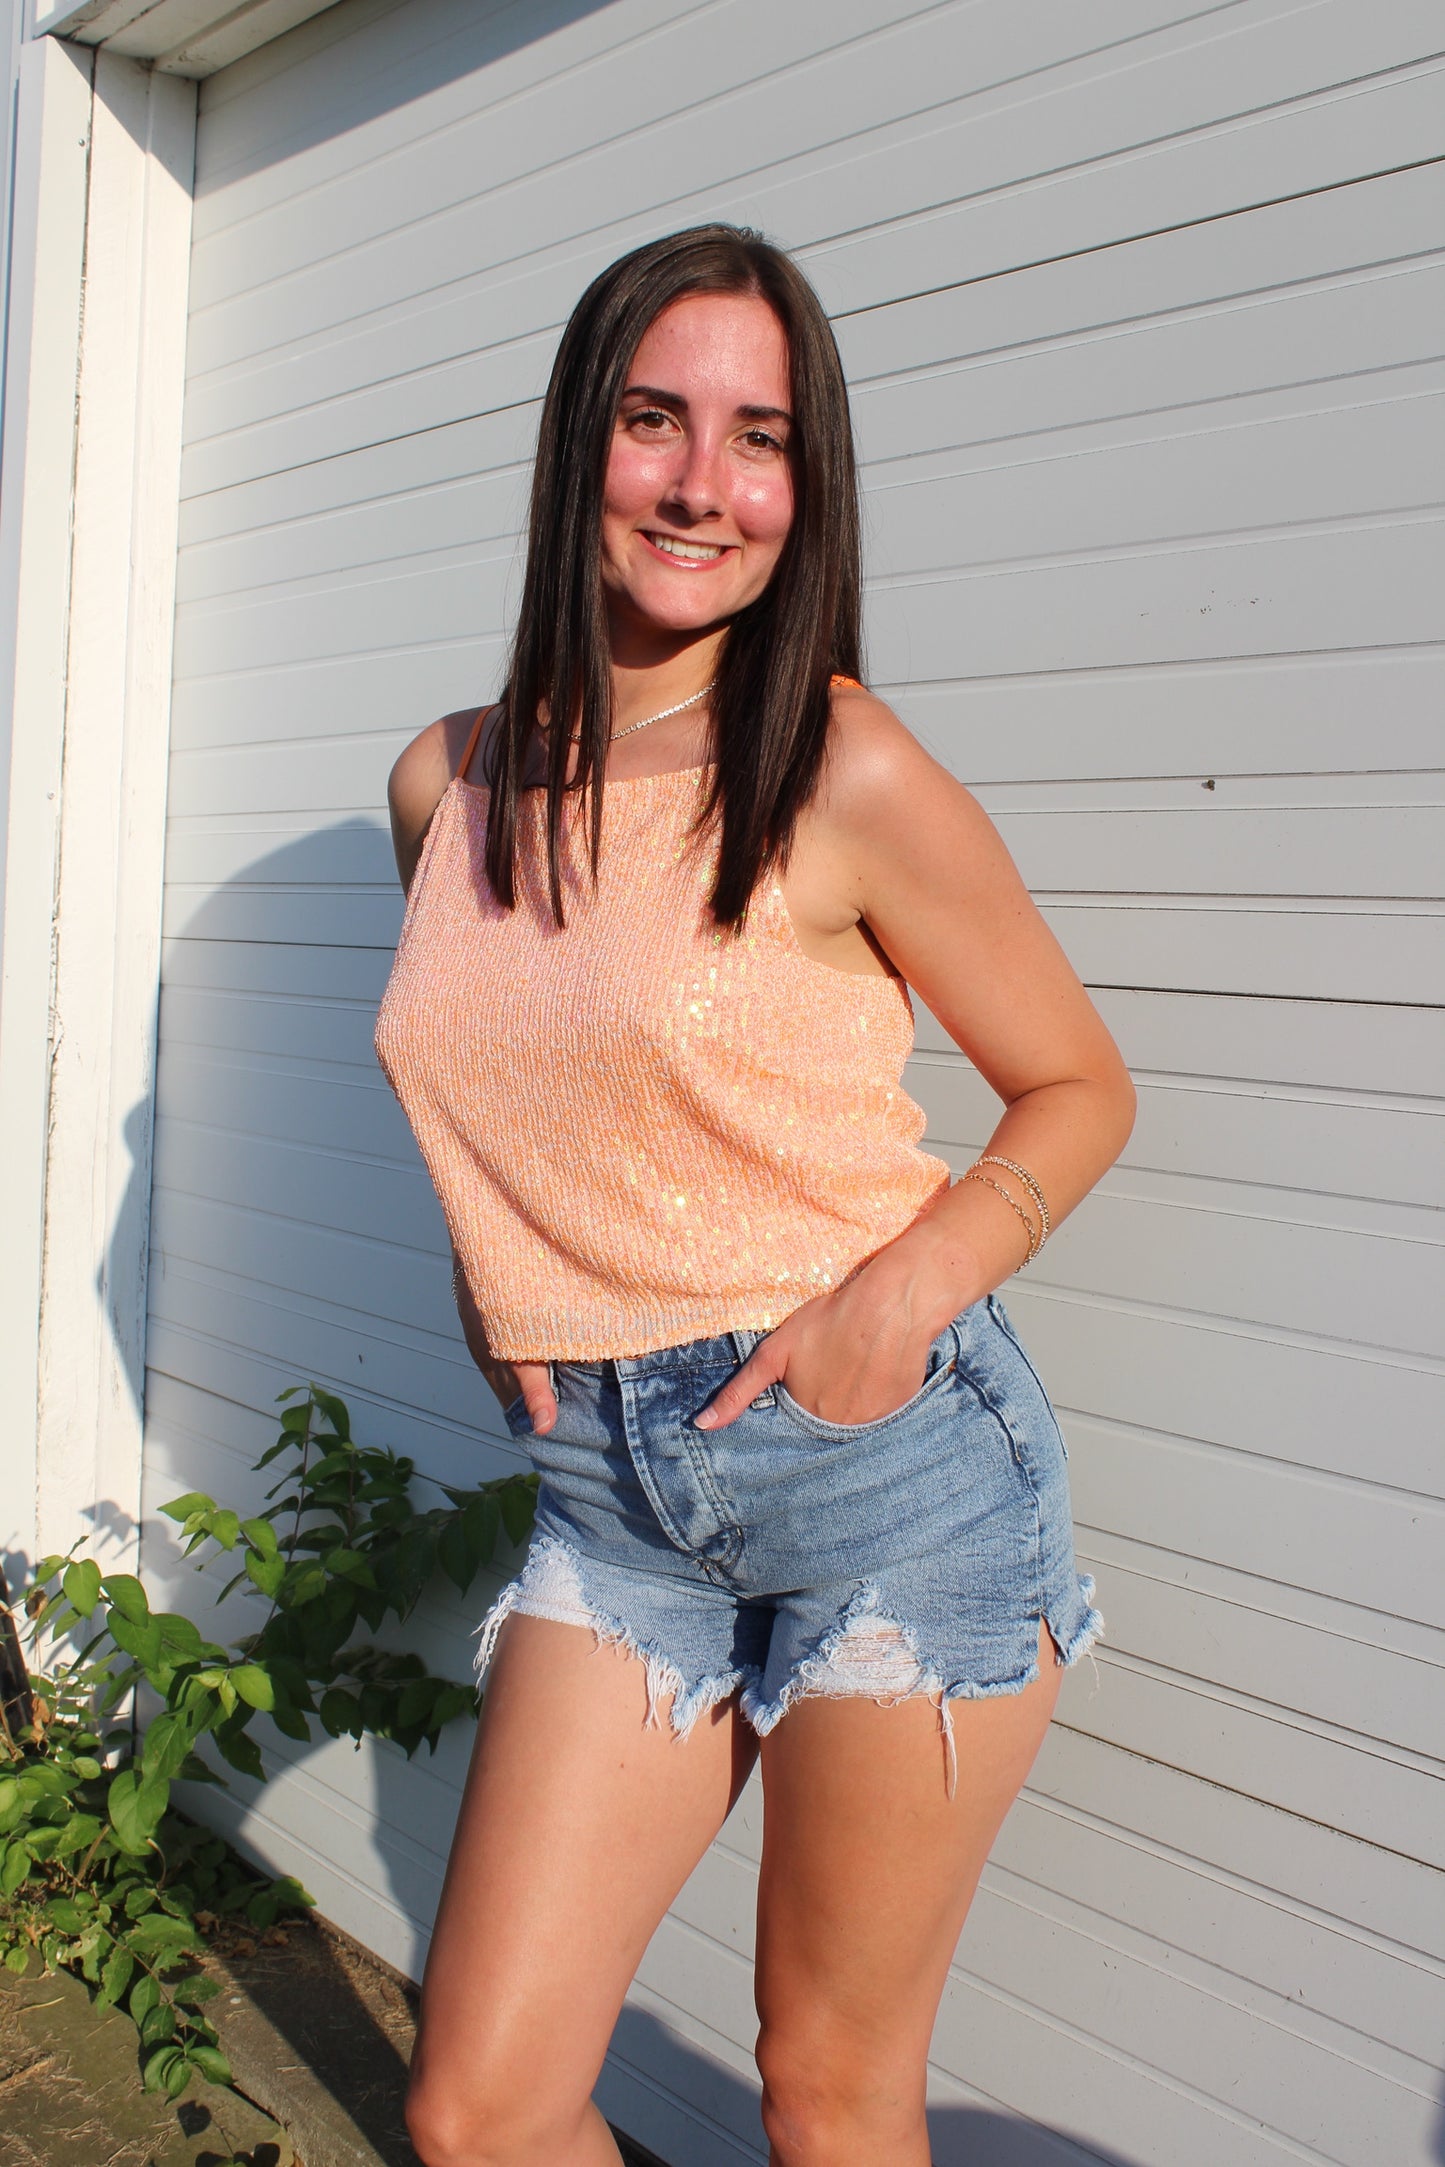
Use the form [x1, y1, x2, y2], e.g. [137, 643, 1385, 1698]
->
[662, 431, 725, 522]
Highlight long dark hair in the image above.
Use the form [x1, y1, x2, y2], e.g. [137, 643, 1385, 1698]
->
[481, 223, 863, 933]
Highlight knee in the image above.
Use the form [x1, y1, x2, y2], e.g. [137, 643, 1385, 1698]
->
[756, 2025, 924, 2164]
[405, 2072, 497, 2167]
[405, 2062, 582, 2167]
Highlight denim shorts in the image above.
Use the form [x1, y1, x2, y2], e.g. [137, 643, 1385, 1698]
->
[477, 1293, 1102, 1789]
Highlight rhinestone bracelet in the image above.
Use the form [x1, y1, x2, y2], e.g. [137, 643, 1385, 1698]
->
[974, 1153, 1051, 1244]
[961, 1168, 1041, 1266]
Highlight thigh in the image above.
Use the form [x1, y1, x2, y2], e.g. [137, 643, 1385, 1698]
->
[754, 1620, 1062, 2053]
[413, 1612, 757, 2107]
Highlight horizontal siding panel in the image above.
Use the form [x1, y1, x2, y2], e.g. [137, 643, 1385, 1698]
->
[1036, 1727, 1444, 1957]
[1070, 1420, 1439, 1632]
[1018, 1186, 1442, 1362]
[157, 882, 1445, 1007]
[171, 383, 1445, 678]
[1086, 1557, 1443, 1762]
[163, 645, 1442, 785]
[912, 1056, 1445, 1208]
[160, 799, 1445, 905]
[868, 514, 1445, 681]
[1003, 1287, 1443, 1495]
[1039, 898, 1443, 1004]
[179, 22, 1444, 489]
[670, 1845, 1436, 2166]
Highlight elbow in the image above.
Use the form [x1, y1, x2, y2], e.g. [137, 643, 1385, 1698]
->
[1104, 1059, 1137, 1166]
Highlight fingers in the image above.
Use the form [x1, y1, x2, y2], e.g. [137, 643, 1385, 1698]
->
[513, 1359, 558, 1436]
[695, 1345, 783, 1432]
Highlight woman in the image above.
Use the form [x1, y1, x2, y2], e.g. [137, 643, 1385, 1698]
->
[377, 224, 1134, 2167]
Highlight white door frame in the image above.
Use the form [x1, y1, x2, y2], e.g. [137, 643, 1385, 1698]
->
[0, 31, 194, 1576]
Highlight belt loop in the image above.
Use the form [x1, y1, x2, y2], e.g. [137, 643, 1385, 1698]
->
[729, 1326, 757, 1366]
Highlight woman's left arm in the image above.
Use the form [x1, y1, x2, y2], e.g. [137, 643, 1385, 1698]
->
[698, 697, 1136, 1430]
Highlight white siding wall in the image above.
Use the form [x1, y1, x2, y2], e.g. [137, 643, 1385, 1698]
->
[143, 2, 1445, 2161]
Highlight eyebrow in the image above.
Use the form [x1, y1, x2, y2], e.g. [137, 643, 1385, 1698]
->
[622, 383, 793, 425]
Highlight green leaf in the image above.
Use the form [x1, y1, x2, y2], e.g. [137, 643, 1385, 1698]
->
[318, 1688, 360, 1740]
[99, 1573, 149, 1625]
[211, 1724, 264, 1784]
[107, 1768, 169, 1855]
[108, 1611, 164, 1671]
[244, 1552, 285, 1600]
[71, 1756, 102, 1781]
[270, 1873, 315, 1913]
[160, 1491, 214, 1523]
[157, 1614, 205, 1661]
[229, 1665, 274, 1713]
[308, 1385, 352, 1441]
[140, 2001, 177, 2048]
[437, 1516, 474, 1595]
[52, 1813, 102, 1858]
[240, 1516, 279, 1559]
[164, 2051, 193, 2099]
[142, 2044, 181, 2092]
[429, 1684, 477, 1731]
[499, 1481, 535, 1546]
[127, 1969, 159, 2024]
[96, 1944, 134, 2011]
[142, 1711, 194, 1782]
[283, 1562, 326, 1607]
[124, 1883, 157, 1918]
[63, 1559, 103, 1615]
[174, 1974, 222, 2008]
[2, 1843, 31, 1895]
[45, 1897, 86, 1933]
[209, 1511, 241, 1552]
[5, 1944, 30, 1975]
[185, 2040, 232, 2086]
[126, 1912, 197, 1954]
[461, 1495, 499, 1564]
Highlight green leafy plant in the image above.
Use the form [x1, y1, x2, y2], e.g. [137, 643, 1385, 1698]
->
[0, 1382, 535, 2098]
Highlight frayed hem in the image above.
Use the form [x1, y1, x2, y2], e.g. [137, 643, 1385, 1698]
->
[739, 1580, 1108, 1799]
[740, 1582, 963, 1796]
[473, 1534, 756, 1741]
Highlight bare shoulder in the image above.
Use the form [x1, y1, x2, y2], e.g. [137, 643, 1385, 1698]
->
[387, 705, 490, 891]
[388, 707, 487, 826]
[819, 682, 997, 863]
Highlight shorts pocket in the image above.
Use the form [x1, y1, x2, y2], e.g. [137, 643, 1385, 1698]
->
[773, 1335, 958, 1440]
[986, 1295, 1069, 1461]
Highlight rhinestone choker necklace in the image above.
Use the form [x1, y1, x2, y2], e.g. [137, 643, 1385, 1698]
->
[609, 680, 715, 742]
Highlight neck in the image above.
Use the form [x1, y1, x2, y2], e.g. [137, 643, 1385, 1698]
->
[607, 631, 723, 733]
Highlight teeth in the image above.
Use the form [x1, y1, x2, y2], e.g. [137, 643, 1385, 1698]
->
[650, 534, 724, 561]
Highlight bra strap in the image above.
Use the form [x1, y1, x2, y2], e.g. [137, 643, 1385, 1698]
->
[456, 705, 488, 783]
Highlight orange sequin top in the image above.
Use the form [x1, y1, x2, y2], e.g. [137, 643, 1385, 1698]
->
[374, 708, 952, 1359]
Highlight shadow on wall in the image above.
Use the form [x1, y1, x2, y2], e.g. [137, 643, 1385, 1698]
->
[608, 2003, 1146, 2167]
[203, 0, 625, 190]
[109, 815, 1153, 2167]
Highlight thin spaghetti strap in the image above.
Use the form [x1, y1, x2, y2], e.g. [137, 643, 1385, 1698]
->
[456, 706, 488, 784]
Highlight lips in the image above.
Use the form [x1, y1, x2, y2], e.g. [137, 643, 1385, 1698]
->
[643, 531, 731, 564]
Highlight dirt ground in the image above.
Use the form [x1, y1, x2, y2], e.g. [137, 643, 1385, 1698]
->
[1, 1913, 664, 2167]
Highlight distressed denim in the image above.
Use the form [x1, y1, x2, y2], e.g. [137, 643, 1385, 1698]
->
[478, 1293, 1102, 1790]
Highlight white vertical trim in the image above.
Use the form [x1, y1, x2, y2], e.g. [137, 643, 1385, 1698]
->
[0, 33, 93, 1575]
[33, 49, 195, 1570]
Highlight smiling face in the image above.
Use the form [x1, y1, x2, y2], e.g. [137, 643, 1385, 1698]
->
[600, 291, 796, 657]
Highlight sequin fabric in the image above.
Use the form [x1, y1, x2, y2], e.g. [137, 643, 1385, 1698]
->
[374, 768, 952, 1359]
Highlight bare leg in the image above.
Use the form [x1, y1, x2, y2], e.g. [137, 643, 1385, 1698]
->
[754, 1619, 1063, 2167]
[407, 1614, 757, 2167]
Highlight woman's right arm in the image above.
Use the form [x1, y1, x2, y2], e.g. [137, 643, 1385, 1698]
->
[387, 707, 486, 894]
[385, 709, 547, 1422]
